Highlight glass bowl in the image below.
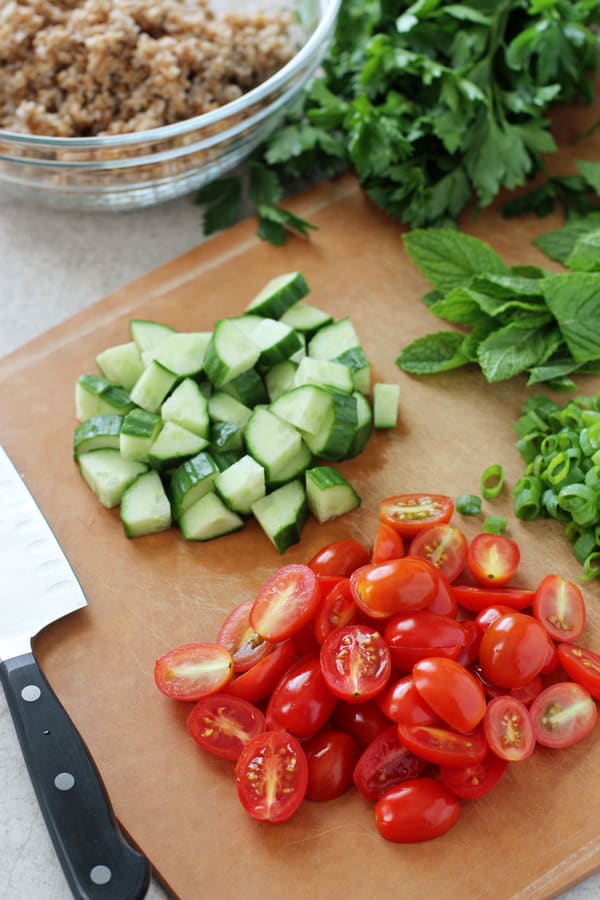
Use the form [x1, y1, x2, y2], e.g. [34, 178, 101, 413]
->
[0, 0, 340, 210]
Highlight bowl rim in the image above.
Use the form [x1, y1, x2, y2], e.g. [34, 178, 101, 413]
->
[0, 0, 340, 149]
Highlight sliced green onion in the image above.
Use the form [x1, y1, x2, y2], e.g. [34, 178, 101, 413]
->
[573, 530, 597, 564]
[583, 552, 600, 579]
[515, 434, 540, 464]
[456, 494, 482, 516]
[557, 483, 598, 527]
[481, 464, 504, 500]
[483, 515, 507, 534]
[514, 475, 543, 520]
[544, 452, 572, 486]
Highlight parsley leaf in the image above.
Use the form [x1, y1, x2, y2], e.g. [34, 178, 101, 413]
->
[195, 178, 241, 235]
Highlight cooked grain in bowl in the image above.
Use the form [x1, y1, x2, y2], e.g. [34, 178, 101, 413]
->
[0, 0, 296, 137]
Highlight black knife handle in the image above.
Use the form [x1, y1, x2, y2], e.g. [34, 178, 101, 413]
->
[0, 652, 150, 900]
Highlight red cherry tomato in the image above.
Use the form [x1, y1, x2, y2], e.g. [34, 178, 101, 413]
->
[557, 643, 600, 700]
[331, 699, 392, 748]
[375, 676, 440, 727]
[154, 642, 233, 701]
[529, 682, 597, 749]
[320, 624, 391, 703]
[455, 620, 482, 668]
[372, 523, 405, 563]
[303, 729, 361, 802]
[225, 639, 296, 705]
[186, 693, 266, 761]
[250, 564, 319, 642]
[409, 524, 468, 583]
[266, 655, 337, 740]
[452, 584, 535, 614]
[307, 539, 370, 577]
[396, 721, 488, 767]
[379, 493, 454, 538]
[350, 558, 442, 619]
[478, 612, 549, 689]
[291, 620, 321, 657]
[383, 610, 468, 671]
[440, 750, 508, 800]
[471, 663, 542, 706]
[235, 730, 308, 823]
[314, 577, 361, 644]
[540, 634, 559, 675]
[533, 574, 586, 643]
[467, 533, 521, 587]
[374, 778, 461, 843]
[475, 604, 518, 631]
[412, 657, 486, 733]
[426, 567, 458, 617]
[483, 695, 535, 761]
[216, 599, 272, 672]
[353, 724, 427, 801]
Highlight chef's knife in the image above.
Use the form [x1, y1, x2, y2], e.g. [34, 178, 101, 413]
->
[0, 444, 150, 900]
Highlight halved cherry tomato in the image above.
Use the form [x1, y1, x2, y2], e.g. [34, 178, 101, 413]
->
[332, 699, 392, 748]
[250, 564, 319, 642]
[374, 778, 461, 843]
[478, 612, 548, 689]
[353, 725, 427, 801]
[556, 644, 600, 700]
[483, 695, 535, 761]
[350, 558, 442, 619]
[533, 574, 586, 643]
[154, 643, 233, 701]
[529, 682, 597, 749]
[266, 655, 337, 739]
[383, 610, 468, 671]
[314, 578, 361, 644]
[379, 493, 454, 538]
[186, 693, 266, 761]
[303, 729, 361, 802]
[475, 604, 518, 631]
[467, 533, 520, 587]
[455, 620, 482, 668]
[291, 620, 321, 657]
[412, 657, 486, 733]
[375, 676, 440, 727]
[372, 523, 405, 563]
[452, 584, 535, 614]
[216, 599, 272, 672]
[396, 721, 488, 767]
[235, 730, 308, 822]
[409, 524, 468, 583]
[440, 750, 508, 800]
[426, 567, 458, 617]
[225, 639, 296, 705]
[320, 624, 391, 703]
[307, 539, 370, 577]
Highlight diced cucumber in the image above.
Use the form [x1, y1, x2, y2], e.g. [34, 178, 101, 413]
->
[203, 319, 261, 387]
[245, 272, 309, 318]
[251, 480, 307, 553]
[75, 374, 133, 421]
[179, 491, 244, 541]
[120, 470, 172, 538]
[215, 455, 266, 515]
[270, 384, 333, 435]
[295, 356, 354, 394]
[336, 346, 371, 394]
[247, 318, 303, 368]
[151, 332, 212, 377]
[212, 449, 244, 471]
[96, 342, 144, 392]
[268, 439, 313, 489]
[129, 319, 175, 354]
[161, 378, 210, 438]
[308, 317, 360, 360]
[208, 392, 252, 429]
[373, 383, 401, 429]
[280, 301, 333, 334]
[169, 451, 220, 519]
[220, 368, 268, 407]
[244, 407, 304, 486]
[209, 421, 243, 453]
[130, 361, 178, 413]
[302, 391, 358, 461]
[78, 449, 147, 509]
[120, 409, 163, 462]
[148, 422, 208, 472]
[347, 391, 373, 458]
[265, 360, 297, 402]
[305, 466, 361, 524]
[73, 415, 123, 457]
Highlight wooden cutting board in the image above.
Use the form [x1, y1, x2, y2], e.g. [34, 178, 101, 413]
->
[2, 95, 600, 900]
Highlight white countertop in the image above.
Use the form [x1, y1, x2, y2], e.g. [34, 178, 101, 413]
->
[1, 185, 600, 900]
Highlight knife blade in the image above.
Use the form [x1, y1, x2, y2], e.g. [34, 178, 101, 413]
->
[0, 444, 150, 900]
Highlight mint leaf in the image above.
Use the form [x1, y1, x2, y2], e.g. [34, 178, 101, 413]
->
[429, 287, 496, 327]
[477, 319, 557, 382]
[542, 273, 600, 362]
[565, 230, 600, 272]
[533, 212, 600, 264]
[403, 229, 508, 292]
[396, 331, 468, 374]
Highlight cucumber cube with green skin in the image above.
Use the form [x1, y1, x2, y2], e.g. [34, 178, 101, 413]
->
[209, 421, 243, 453]
[169, 451, 220, 519]
[308, 317, 360, 360]
[120, 470, 172, 538]
[161, 378, 210, 438]
[335, 346, 371, 394]
[244, 407, 304, 486]
[280, 300, 333, 335]
[294, 356, 354, 394]
[130, 360, 178, 413]
[208, 392, 252, 429]
[96, 342, 144, 392]
[211, 450, 244, 472]
[75, 374, 133, 421]
[179, 491, 244, 541]
[270, 384, 333, 435]
[215, 455, 266, 515]
[246, 318, 303, 369]
[244, 272, 310, 318]
[346, 391, 373, 458]
[148, 422, 209, 472]
[220, 368, 268, 407]
[120, 409, 163, 462]
[78, 449, 147, 509]
[129, 319, 175, 354]
[265, 360, 297, 402]
[251, 479, 307, 553]
[73, 415, 123, 457]
[305, 466, 361, 524]
[203, 319, 261, 387]
[373, 383, 401, 429]
[151, 332, 212, 377]
[302, 390, 358, 461]
[267, 439, 313, 490]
